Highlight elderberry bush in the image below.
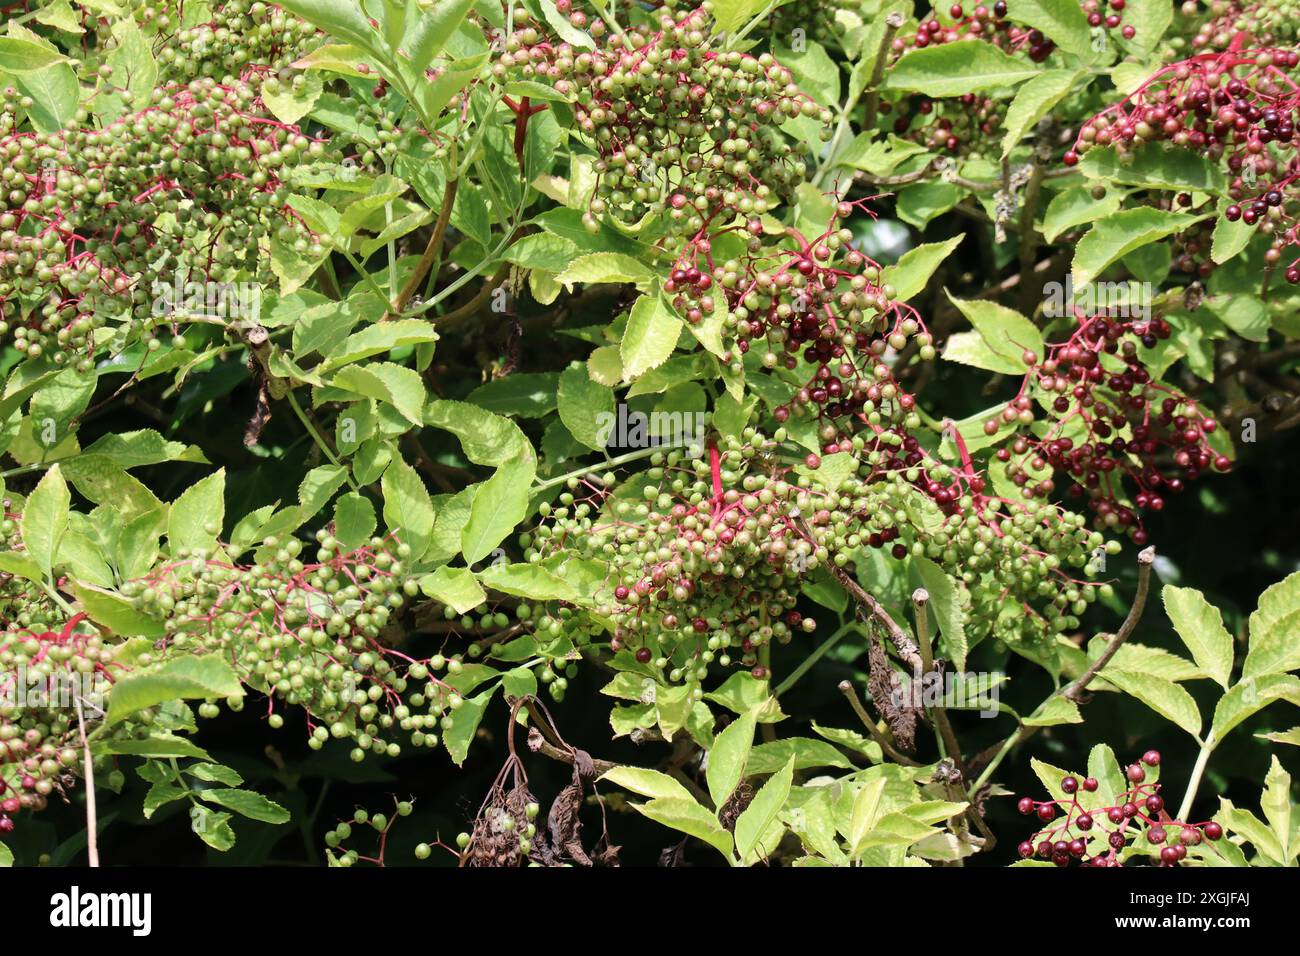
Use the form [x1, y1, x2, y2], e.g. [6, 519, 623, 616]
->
[0, 0, 1296, 871]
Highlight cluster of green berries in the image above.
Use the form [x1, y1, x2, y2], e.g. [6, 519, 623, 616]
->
[492, 6, 832, 244]
[130, 0, 321, 88]
[0, 614, 132, 835]
[324, 799, 414, 867]
[0, 79, 322, 366]
[525, 430, 1115, 677]
[120, 533, 454, 761]
[1184, 0, 1300, 51]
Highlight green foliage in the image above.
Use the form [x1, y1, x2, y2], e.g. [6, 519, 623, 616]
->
[0, 0, 1295, 870]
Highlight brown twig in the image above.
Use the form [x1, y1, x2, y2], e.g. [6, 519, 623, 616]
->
[1061, 545, 1157, 702]
[824, 559, 923, 672]
[837, 680, 922, 766]
[385, 175, 459, 320]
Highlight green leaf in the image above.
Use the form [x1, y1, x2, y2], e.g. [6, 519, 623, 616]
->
[333, 492, 376, 549]
[944, 294, 1044, 374]
[299, 464, 349, 519]
[1211, 199, 1255, 264]
[503, 233, 579, 271]
[709, 0, 769, 34]
[1244, 570, 1300, 680]
[381, 456, 434, 558]
[634, 796, 734, 858]
[276, 0, 377, 51]
[896, 181, 961, 228]
[600, 766, 696, 802]
[554, 252, 655, 289]
[1079, 144, 1225, 194]
[105, 656, 244, 726]
[71, 583, 165, 638]
[190, 804, 236, 852]
[1042, 185, 1123, 244]
[320, 320, 438, 370]
[913, 555, 968, 671]
[621, 293, 682, 382]
[706, 710, 756, 809]
[848, 776, 888, 853]
[403, 0, 473, 64]
[96, 735, 212, 760]
[467, 373, 560, 418]
[0, 36, 72, 71]
[1162, 585, 1234, 689]
[0, 550, 43, 582]
[1001, 70, 1080, 158]
[1100, 668, 1202, 739]
[557, 362, 615, 450]
[419, 565, 486, 614]
[1002, 0, 1094, 59]
[885, 41, 1040, 97]
[426, 399, 526, 465]
[167, 469, 225, 557]
[331, 362, 427, 425]
[477, 562, 579, 602]
[1210, 674, 1300, 742]
[1023, 695, 1084, 727]
[444, 686, 498, 766]
[746, 738, 854, 773]
[1261, 755, 1291, 862]
[882, 235, 964, 302]
[733, 755, 795, 864]
[199, 788, 291, 825]
[20, 463, 69, 581]
[1119, 0, 1171, 56]
[461, 455, 535, 564]
[1217, 799, 1283, 863]
[1072, 208, 1208, 286]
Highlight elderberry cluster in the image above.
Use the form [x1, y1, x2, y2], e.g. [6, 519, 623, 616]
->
[0, 498, 63, 634]
[1066, 47, 1300, 282]
[1017, 750, 1225, 867]
[1184, 0, 1300, 52]
[130, 0, 322, 88]
[0, 79, 322, 365]
[669, 201, 934, 440]
[121, 534, 452, 761]
[984, 313, 1227, 541]
[492, 7, 832, 244]
[525, 431, 1114, 675]
[0, 615, 134, 835]
[891, 93, 1006, 156]
[893, 4, 1094, 63]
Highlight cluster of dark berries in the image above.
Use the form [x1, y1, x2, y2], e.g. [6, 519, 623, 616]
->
[668, 201, 934, 440]
[1017, 751, 1225, 867]
[491, 7, 832, 247]
[0, 80, 322, 366]
[890, 93, 1007, 155]
[893, 4, 1082, 62]
[984, 312, 1227, 542]
[1066, 47, 1300, 282]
